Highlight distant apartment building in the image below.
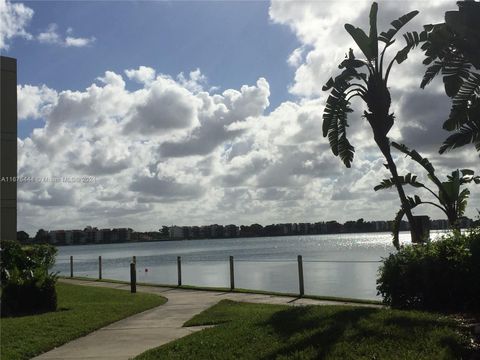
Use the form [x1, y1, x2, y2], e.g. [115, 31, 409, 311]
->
[131, 231, 154, 242]
[48, 230, 66, 245]
[48, 230, 57, 245]
[65, 230, 73, 245]
[373, 221, 390, 232]
[280, 223, 292, 235]
[83, 227, 97, 243]
[190, 226, 201, 238]
[101, 229, 112, 243]
[94, 229, 104, 243]
[182, 226, 190, 239]
[110, 228, 133, 243]
[169, 226, 184, 240]
[199, 225, 210, 238]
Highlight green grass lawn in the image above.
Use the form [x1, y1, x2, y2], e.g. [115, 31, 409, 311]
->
[136, 299, 471, 360]
[1, 282, 166, 360]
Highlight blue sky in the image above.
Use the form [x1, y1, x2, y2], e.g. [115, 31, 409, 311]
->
[2, 0, 478, 233]
[9, 1, 299, 139]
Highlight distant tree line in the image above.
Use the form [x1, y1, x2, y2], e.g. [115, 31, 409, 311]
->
[17, 216, 477, 245]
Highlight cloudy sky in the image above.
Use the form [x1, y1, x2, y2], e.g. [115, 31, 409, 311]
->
[2, 0, 479, 233]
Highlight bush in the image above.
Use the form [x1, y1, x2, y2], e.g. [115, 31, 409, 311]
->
[1, 270, 57, 315]
[377, 228, 480, 312]
[1, 240, 58, 316]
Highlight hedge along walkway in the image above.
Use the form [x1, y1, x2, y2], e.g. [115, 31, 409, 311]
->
[34, 278, 382, 360]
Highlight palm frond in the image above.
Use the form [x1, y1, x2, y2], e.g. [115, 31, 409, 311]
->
[441, 59, 471, 97]
[323, 51, 369, 168]
[457, 188, 470, 216]
[378, 10, 419, 44]
[344, 24, 373, 60]
[369, 2, 378, 59]
[323, 81, 356, 167]
[374, 173, 424, 191]
[396, 31, 427, 64]
[420, 61, 443, 88]
[419, 2, 480, 155]
[439, 118, 480, 153]
[391, 142, 448, 202]
[391, 142, 436, 175]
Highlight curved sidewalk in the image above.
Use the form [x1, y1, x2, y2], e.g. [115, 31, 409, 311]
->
[34, 278, 380, 360]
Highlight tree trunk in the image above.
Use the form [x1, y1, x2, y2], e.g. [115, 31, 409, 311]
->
[376, 137, 422, 247]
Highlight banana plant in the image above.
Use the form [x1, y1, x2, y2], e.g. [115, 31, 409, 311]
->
[322, 2, 426, 243]
[420, 1, 480, 156]
[375, 142, 480, 248]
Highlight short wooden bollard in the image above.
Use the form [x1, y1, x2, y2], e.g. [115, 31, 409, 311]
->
[177, 256, 182, 286]
[130, 262, 136, 293]
[70, 256, 73, 278]
[298, 255, 304, 297]
[229, 256, 235, 290]
[98, 256, 102, 280]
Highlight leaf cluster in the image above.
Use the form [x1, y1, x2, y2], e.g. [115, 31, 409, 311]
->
[322, 2, 423, 167]
[420, 2, 480, 154]
[374, 143, 479, 248]
[377, 227, 480, 311]
[1, 240, 58, 316]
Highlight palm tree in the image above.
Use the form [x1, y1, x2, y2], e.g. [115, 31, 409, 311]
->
[420, 1, 480, 155]
[374, 142, 479, 248]
[322, 2, 425, 243]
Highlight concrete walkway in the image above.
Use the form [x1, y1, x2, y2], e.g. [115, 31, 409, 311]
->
[34, 278, 380, 360]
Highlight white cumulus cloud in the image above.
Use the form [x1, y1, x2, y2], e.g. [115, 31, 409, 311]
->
[37, 23, 95, 47]
[17, 84, 58, 120]
[0, 0, 33, 49]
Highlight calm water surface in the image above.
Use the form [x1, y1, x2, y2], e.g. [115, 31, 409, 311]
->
[53, 231, 447, 300]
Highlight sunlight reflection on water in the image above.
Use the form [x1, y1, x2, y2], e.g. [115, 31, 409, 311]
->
[53, 230, 449, 300]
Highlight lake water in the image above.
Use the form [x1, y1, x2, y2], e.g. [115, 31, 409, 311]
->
[53, 231, 447, 300]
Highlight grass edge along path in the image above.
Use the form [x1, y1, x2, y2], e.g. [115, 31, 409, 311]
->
[1, 282, 166, 360]
[135, 299, 471, 360]
[62, 276, 382, 306]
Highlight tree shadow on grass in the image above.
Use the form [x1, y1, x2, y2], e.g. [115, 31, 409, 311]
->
[382, 315, 449, 328]
[259, 306, 469, 359]
[1, 307, 71, 318]
[348, 314, 471, 359]
[260, 306, 378, 359]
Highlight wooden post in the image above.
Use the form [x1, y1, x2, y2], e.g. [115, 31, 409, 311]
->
[98, 256, 102, 280]
[298, 255, 304, 297]
[130, 262, 136, 293]
[177, 256, 182, 286]
[229, 256, 235, 290]
[70, 256, 73, 278]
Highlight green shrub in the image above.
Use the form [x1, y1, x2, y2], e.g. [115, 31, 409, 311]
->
[377, 228, 480, 311]
[1, 240, 58, 316]
[1, 269, 57, 315]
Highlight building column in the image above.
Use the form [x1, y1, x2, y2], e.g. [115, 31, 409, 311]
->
[1, 56, 17, 241]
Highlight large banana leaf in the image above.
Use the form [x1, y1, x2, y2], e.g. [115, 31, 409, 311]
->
[396, 31, 427, 64]
[420, 2, 480, 155]
[420, 61, 443, 88]
[374, 173, 424, 191]
[344, 24, 373, 60]
[391, 142, 436, 176]
[378, 10, 419, 44]
[369, 2, 378, 59]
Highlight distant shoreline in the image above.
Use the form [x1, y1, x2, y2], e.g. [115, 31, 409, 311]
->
[45, 229, 457, 248]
